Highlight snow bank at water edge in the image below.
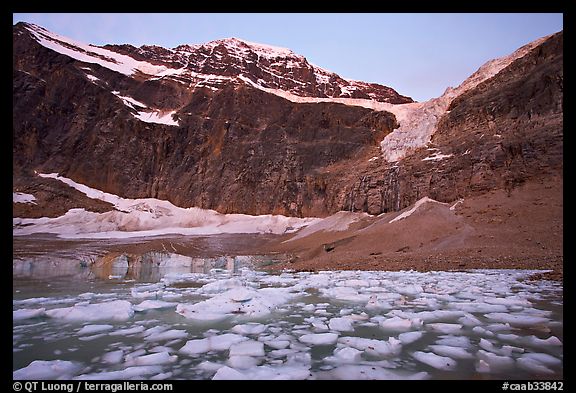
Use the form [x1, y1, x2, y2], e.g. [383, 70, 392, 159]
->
[13, 173, 320, 238]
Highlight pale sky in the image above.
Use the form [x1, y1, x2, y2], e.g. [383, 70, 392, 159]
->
[13, 13, 563, 102]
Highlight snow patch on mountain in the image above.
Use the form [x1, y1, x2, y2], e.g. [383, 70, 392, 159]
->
[192, 37, 298, 60]
[24, 23, 168, 77]
[13, 173, 320, 238]
[134, 110, 179, 126]
[13, 192, 37, 205]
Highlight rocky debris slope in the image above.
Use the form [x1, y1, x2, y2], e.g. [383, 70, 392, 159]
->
[266, 177, 562, 279]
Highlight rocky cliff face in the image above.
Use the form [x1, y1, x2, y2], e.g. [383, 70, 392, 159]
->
[13, 22, 562, 218]
[320, 31, 563, 214]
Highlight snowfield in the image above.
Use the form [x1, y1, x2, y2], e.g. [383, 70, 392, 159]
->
[13, 268, 562, 380]
[13, 173, 320, 239]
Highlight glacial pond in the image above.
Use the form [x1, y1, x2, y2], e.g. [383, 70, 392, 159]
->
[13, 235, 563, 380]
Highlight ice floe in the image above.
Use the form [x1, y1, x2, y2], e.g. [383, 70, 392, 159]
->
[45, 300, 134, 322]
[298, 333, 339, 346]
[77, 324, 114, 335]
[133, 300, 178, 312]
[338, 336, 402, 358]
[176, 286, 298, 321]
[13, 308, 46, 321]
[411, 351, 457, 370]
[179, 334, 247, 355]
[229, 340, 265, 357]
[125, 352, 177, 366]
[13, 360, 83, 380]
[328, 317, 355, 332]
[13, 268, 562, 380]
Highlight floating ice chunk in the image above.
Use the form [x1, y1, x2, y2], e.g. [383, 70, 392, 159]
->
[395, 284, 424, 296]
[126, 352, 177, 366]
[74, 366, 163, 380]
[311, 320, 329, 331]
[523, 335, 563, 347]
[379, 317, 421, 332]
[131, 284, 164, 299]
[212, 366, 249, 380]
[260, 275, 298, 286]
[13, 297, 54, 306]
[143, 329, 187, 342]
[162, 272, 205, 285]
[426, 323, 462, 334]
[13, 308, 46, 321]
[326, 347, 363, 363]
[522, 353, 562, 366]
[428, 345, 474, 359]
[484, 313, 550, 327]
[336, 279, 371, 287]
[321, 286, 370, 303]
[398, 331, 424, 345]
[516, 357, 555, 375]
[477, 350, 515, 370]
[298, 333, 339, 346]
[229, 340, 265, 357]
[389, 309, 464, 323]
[108, 325, 146, 336]
[13, 360, 83, 380]
[150, 372, 173, 380]
[338, 336, 402, 357]
[176, 286, 296, 321]
[179, 333, 247, 355]
[484, 296, 532, 307]
[149, 346, 175, 354]
[231, 323, 267, 335]
[197, 361, 225, 373]
[78, 333, 106, 341]
[45, 300, 134, 322]
[476, 359, 491, 373]
[411, 351, 457, 370]
[328, 317, 354, 332]
[485, 323, 512, 332]
[101, 350, 124, 364]
[327, 365, 429, 380]
[496, 333, 520, 342]
[265, 340, 291, 350]
[213, 364, 311, 380]
[449, 302, 508, 313]
[227, 355, 260, 369]
[479, 339, 524, 357]
[472, 326, 495, 337]
[365, 295, 392, 310]
[77, 324, 114, 335]
[269, 348, 298, 358]
[458, 313, 482, 327]
[200, 278, 244, 293]
[133, 300, 177, 312]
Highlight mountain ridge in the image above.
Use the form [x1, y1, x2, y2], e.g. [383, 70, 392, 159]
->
[13, 23, 562, 221]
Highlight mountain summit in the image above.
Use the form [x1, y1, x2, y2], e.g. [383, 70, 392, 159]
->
[13, 22, 562, 221]
[18, 22, 413, 104]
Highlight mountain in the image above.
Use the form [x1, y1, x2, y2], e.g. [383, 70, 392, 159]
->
[13, 22, 562, 223]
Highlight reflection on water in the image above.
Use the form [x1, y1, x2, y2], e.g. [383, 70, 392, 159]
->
[13, 235, 563, 380]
